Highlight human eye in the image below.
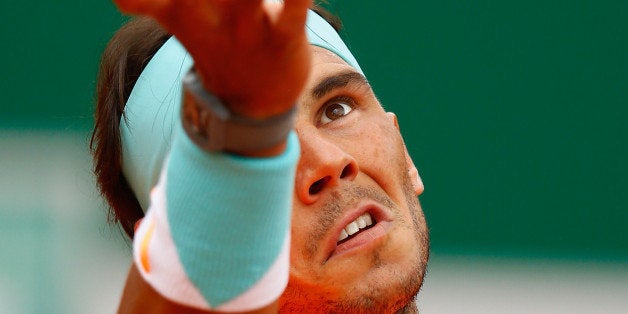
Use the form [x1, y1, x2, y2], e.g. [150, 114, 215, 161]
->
[318, 97, 355, 125]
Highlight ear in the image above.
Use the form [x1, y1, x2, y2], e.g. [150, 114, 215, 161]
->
[387, 112, 424, 196]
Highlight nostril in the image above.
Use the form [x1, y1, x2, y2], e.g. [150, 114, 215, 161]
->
[340, 164, 355, 179]
[309, 176, 330, 195]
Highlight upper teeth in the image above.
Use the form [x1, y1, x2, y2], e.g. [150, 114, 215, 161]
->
[338, 213, 374, 242]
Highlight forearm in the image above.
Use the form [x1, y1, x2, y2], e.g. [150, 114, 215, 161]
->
[112, 1, 312, 311]
[121, 125, 299, 312]
[119, 265, 279, 314]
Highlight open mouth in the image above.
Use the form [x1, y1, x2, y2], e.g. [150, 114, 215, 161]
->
[326, 202, 392, 260]
[336, 212, 376, 245]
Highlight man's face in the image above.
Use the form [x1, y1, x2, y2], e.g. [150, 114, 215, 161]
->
[279, 46, 430, 312]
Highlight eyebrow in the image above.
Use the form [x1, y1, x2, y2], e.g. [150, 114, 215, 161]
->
[311, 71, 369, 100]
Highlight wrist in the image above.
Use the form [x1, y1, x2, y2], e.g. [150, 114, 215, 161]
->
[194, 69, 295, 120]
[181, 68, 296, 156]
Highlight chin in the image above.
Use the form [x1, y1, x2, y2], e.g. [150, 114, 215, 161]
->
[279, 253, 426, 313]
[279, 287, 419, 314]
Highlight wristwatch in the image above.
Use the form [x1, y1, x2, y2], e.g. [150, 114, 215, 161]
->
[181, 69, 296, 152]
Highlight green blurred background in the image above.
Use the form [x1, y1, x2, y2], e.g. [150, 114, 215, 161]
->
[1, 1, 626, 313]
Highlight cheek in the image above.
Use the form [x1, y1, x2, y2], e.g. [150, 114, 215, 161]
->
[347, 120, 407, 185]
[288, 212, 308, 261]
[288, 205, 321, 272]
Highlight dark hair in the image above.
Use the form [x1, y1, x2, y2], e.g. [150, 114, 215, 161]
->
[90, 6, 342, 238]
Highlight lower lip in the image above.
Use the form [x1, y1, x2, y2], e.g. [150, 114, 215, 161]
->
[330, 221, 391, 258]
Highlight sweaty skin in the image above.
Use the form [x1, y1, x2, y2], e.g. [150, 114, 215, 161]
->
[279, 47, 429, 313]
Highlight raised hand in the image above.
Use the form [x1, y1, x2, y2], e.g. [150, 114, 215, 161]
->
[113, 0, 312, 118]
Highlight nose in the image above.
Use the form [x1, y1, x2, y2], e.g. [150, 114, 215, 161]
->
[295, 129, 359, 205]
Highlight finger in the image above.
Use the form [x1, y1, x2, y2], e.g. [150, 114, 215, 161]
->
[228, 0, 264, 11]
[275, 0, 311, 34]
[220, 0, 265, 20]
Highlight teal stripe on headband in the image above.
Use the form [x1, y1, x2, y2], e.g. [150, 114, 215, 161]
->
[121, 9, 363, 210]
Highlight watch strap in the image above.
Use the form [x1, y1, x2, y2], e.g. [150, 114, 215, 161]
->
[181, 69, 296, 152]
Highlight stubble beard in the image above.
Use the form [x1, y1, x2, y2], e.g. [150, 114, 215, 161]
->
[280, 172, 429, 313]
